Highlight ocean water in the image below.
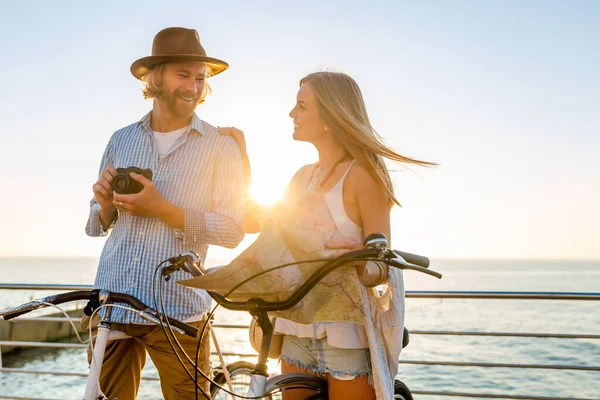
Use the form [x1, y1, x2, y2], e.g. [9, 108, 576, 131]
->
[0, 257, 598, 399]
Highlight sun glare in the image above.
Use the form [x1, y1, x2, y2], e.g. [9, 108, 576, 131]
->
[249, 180, 285, 206]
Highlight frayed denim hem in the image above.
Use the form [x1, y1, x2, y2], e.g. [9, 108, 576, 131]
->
[279, 355, 374, 386]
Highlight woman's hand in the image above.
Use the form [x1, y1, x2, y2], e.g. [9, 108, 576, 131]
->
[327, 236, 366, 272]
[326, 237, 362, 251]
[327, 236, 388, 287]
[218, 126, 247, 153]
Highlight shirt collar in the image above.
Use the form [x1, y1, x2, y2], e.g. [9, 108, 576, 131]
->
[139, 111, 204, 136]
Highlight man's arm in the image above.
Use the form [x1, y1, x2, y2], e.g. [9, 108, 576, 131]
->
[216, 127, 259, 233]
[136, 138, 245, 248]
[85, 138, 118, 237]
[184, 138, 245, 248]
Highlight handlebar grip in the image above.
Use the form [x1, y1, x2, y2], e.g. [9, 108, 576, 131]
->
[1, 303, 40, 320]
[388, 259, 441, 278]
[0, 290, 93, 321]
[394, 251, 430, 268]
[165, 316, 199, 338]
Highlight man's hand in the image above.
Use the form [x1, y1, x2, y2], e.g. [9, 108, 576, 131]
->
[93, 165, 119, 230]
[113, 173, 168, 218]
[92, 165, 118, 211]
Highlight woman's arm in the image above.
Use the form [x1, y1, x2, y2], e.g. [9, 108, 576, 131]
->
[327, 164, 392, 286]
[354, 166, 392, 286]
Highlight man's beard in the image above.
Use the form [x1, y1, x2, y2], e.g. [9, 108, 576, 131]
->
[160, 88, 200, 119]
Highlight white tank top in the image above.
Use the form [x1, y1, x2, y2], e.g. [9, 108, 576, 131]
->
[274, 161, 368, 349]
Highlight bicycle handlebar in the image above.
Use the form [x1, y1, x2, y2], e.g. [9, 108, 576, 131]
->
[0, 289, 199, 338]
[208, 247, 441, 312]
[393, 250, 430, 269]
[109, 292, 199, 338]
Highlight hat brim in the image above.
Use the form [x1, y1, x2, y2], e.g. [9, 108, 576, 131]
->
[130, 54, 229, 80]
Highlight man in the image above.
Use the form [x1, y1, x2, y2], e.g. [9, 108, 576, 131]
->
[85, 27, 244, 399]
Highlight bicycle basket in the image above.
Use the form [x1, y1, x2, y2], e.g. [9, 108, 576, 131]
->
[249, 316, 283, 359]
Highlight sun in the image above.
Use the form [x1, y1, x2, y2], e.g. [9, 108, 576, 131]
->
[249, 180, 285, 206]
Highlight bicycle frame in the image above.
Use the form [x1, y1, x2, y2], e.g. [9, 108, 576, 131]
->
[245, 311, 273, 397]
[84, 308, 112, 400]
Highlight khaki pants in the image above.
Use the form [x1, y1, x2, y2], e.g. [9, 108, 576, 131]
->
[85, 317, 211, 400]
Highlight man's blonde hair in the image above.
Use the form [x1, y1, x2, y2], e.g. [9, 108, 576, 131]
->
[142, 63, 213, 104]
[300, 71, 436, 207]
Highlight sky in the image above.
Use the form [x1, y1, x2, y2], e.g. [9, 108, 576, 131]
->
[0, 1, 598, 260]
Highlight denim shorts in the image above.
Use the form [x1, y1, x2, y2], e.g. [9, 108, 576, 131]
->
[279, 335, 372, 382]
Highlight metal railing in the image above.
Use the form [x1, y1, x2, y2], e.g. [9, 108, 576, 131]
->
[0, 284, 599, 400]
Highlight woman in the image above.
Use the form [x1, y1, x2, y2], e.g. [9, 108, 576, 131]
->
[217, 71, 435, 399]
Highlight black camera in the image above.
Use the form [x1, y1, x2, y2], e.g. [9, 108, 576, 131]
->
[111, 166, 153, 194]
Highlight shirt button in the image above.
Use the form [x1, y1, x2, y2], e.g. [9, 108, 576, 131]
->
[140, 232, 145, 236]
[134, 257, 140, 262]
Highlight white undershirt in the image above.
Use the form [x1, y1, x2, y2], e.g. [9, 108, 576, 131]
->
[152, 126, 189, 156]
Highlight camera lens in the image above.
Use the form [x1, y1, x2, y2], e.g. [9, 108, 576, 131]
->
[112, 175, 130, 194]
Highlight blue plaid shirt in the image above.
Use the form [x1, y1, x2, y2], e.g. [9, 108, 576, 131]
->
[86, 112, 245, 324]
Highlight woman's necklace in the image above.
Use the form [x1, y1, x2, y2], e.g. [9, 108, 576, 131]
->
[314, 155, 349, 188]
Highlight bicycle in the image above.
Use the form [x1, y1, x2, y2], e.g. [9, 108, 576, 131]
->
[0, 282, 204, 399]
[195, 233, 442, 400]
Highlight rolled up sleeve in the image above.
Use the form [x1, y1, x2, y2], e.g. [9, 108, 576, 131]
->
[183, 138, 244, 248]
[85, 137, 116, 237]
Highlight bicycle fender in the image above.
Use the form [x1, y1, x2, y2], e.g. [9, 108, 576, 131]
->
[265, 372, 327, 394]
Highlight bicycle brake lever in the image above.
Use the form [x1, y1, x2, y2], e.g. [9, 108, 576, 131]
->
[139, 309, 162, 325]
[139, 309, 186, 335]
[161, 264, 179, 281]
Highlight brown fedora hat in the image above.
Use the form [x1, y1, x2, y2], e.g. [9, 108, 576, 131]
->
[130, 27, 229, 80]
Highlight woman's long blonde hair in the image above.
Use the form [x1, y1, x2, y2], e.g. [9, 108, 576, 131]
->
[300, 71, 436, 207]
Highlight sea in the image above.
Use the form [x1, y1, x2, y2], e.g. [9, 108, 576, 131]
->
[0, 258, 598, 400]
